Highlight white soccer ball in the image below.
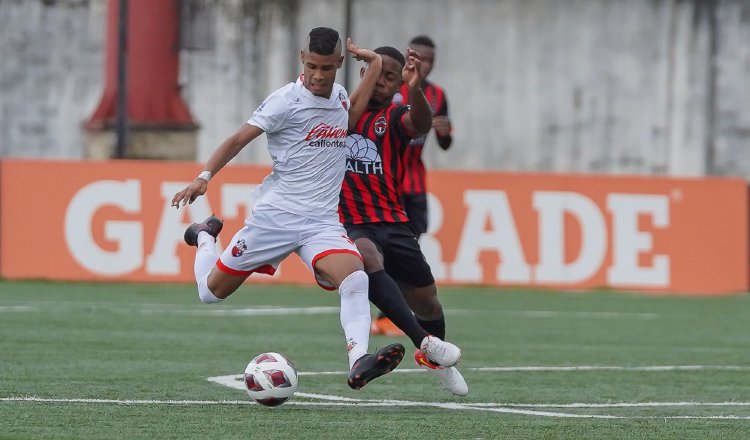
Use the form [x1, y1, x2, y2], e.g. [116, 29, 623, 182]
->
[243, 352, 298, 407]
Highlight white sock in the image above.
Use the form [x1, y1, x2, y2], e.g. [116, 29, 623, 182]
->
[195, 231, 222, 304]
[338, 270, 370, 369]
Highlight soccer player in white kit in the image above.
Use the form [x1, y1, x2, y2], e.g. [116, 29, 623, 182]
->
[171, 28, 402, 390]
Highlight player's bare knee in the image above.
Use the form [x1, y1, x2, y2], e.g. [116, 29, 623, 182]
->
[315, 253, 364, 288]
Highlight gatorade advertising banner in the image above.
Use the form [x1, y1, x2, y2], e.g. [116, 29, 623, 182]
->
[1, 159, 747, 294]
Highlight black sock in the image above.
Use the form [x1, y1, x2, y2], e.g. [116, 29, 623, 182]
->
[417, 314, 446, 340]
[368, 270, 428, 348]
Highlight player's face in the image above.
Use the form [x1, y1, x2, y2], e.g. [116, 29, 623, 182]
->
[300, 49, 344, 98]
[411, 44, 434, 79]
[368, 55, 403, 107]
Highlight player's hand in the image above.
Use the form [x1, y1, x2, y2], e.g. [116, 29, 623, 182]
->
[171, 178, 208, 209]
[346, 37, 378, 63]
[433, 115, 452, 136]
[402, 47, 423, 89]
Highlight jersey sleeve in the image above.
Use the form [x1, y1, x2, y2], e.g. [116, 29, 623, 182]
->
[393, 105, 419, 142]
[436, 91, 449, 117]
[248, 90, 289, 134]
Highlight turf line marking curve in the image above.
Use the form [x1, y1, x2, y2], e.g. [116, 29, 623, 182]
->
[205, 374, 750, 419]
[209, 364, 750, 378]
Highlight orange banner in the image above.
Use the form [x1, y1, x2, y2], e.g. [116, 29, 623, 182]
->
[1, 159, 747, 294]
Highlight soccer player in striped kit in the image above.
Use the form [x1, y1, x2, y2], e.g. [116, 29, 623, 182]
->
[340, 46, 468, 395]
[393, 35, 453, 239]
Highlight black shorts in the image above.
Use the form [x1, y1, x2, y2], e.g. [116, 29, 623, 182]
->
[344, 222, 435, 288]
[402, 193, 428, 236]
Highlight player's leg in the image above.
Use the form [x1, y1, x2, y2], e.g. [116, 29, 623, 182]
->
[401, 283, 467, 396]
[383, 223, 468, 395]
[348, 223, 460, 371]
[185, 216, 247, 302]
[382, 226, 459, 365]
[185, 210, 292, 303]
[401, 283, 445, 339]
[298, 226, 403, 390]
[346, 225, 428, 347]
[370, 192, 429, 336]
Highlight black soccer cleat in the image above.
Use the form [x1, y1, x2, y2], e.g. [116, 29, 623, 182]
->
[184, 215, 224, 247]
[347, 343, 405, 390]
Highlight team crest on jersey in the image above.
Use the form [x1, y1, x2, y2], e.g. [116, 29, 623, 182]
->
[339, 92, 348, 110]
[231, 239, 247, 257]
[373, 116, 387, 137]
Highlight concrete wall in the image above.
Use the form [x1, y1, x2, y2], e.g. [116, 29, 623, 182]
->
[0, 0, 104, 158]
[1, 0, 748, 179]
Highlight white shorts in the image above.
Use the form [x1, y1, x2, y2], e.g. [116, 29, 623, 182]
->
[216, 206, 361, 290]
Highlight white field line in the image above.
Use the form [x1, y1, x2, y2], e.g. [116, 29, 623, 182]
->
[470, 365, 750, 372]
[204, 374, 750, 419]
[207, 364, 750, 378]
[0, 305, 36, 311]
[0, 304, 340, 316]
[140, 307, 340, 316]
[502, 310, 660, 320]
[0, 303, 660, 320]
[5, 395, 750, 420]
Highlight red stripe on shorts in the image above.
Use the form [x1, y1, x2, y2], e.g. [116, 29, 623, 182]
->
[216, 259, 276, 277]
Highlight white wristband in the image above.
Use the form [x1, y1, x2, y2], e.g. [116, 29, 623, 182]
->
[196, 170, 212, 182]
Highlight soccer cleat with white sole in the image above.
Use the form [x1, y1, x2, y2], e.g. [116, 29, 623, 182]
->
[415, 349, 469, 396]
[419, 335, 461, 367]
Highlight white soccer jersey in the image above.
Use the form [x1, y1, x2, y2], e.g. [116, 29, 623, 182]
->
[248, 78, 350, 219]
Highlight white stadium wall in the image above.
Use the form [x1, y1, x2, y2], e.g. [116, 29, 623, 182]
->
[0, 0, 749, 180]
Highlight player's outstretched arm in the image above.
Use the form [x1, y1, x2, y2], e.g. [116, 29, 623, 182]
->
[346, 38, 382, 129]
[401, 48, 432, 135]
[171, 123, 264, 208]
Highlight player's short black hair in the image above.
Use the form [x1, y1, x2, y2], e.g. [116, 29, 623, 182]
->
[409, 35, 435, 48]
[374, 46, 405, 67]
[307, 27, 341, 55]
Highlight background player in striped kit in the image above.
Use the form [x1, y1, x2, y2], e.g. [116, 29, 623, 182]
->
[340, 46, 468, 395]
[394, 35, 453, 238]
[372, 35, 453, 337]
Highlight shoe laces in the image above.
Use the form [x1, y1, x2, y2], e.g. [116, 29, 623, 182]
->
[421, 337, 447, 362]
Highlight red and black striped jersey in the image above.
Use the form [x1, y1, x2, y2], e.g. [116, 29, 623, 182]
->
[394, 81, 450, 194]
[339, 103, 414, 225]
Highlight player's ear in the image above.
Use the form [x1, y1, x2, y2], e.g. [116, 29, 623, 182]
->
[337, 55, 344, 68]
[360, 67, 366, 78]
[300, 50, 305, 64]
